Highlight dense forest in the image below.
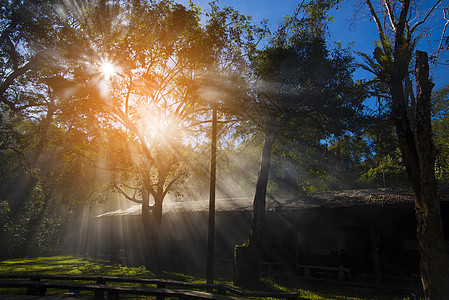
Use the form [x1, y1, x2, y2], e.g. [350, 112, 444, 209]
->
[1, 0, 449, 298]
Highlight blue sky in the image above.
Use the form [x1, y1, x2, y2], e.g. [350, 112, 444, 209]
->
[178, 0, 448, 96]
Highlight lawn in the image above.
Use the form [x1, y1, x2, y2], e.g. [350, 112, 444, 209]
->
[0, 256, 419, 300]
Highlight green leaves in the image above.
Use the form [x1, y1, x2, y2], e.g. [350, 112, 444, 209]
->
[357, 38, 395, 83]
[358, 28, 420, 86]
[432, 84, 449, 182]
[239, 0, 366, 195]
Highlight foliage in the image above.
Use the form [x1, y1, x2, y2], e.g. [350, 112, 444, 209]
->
[432, 84, 449, 182]
[0, 116, 109, 257]
[242, 32, 366, 195]
[55, 0, 270, 227]
[0, 0, 117, 258]
[236, 0, 367, 284]
[360, 156, 408, 187]
[353, 82, 409, 188]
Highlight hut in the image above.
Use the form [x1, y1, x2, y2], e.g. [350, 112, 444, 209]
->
[82, 186, 449, 281]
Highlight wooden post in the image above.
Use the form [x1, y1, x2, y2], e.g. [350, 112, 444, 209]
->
[26, 277, 45, 296]
[157, 282, 166, 300]
[207, 106, 217, 284]
[95, 278, 106, 299]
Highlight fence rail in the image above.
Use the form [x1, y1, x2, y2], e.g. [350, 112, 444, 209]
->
[0, 274, 303, 300]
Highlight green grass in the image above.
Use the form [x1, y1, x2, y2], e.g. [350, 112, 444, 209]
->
[0, 256, 419, 300]
[0, 256, 153, 277]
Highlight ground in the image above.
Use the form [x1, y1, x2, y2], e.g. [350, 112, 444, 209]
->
[0, 256, 421, 300]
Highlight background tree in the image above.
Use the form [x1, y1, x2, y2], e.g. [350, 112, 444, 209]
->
[432, 84, 449, 182]
[324, 133, 372, 189]
[356, 82, 408, 188]
[0, 0, 110, 257]
[232, 1, 365, 284]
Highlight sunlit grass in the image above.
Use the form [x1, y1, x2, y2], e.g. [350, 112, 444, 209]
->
[0, 256, 152, 277]
[0, 256, 154, 297]
[0, 256, 419, 300]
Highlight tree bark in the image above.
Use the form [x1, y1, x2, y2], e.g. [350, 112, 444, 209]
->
[413, 50, 449, 299]
[141, 189, 163, 269]
[141, 189, 152, 238]
[247, 118, 286, 282]
[153, 194, 163, 226]
[389, 51, 449, 299]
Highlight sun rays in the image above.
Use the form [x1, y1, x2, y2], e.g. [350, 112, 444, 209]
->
[100, 60, 116, 78]
[48, 0, 259, 272]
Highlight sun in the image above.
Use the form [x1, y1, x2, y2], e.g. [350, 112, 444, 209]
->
[100, 60, 116, 78]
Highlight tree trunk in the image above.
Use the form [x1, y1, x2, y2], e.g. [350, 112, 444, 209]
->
[141, 190, 155, 269]
[413, 51, 449, 299]
[141, 190, 152, 238]
[153, 194, 163, 227]
[246, 119, 285, 283]
[141, 190, 164, 270]
[366, 0, 449, 296]
[390, 51, 449, 299]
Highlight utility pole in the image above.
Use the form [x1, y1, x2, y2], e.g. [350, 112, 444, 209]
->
[207, 106, 217, 284]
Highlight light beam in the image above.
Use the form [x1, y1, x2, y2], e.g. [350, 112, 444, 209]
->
[100, 61, 116, 78]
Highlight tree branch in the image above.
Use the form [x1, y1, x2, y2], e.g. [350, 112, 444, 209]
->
[113, 183, 143, 204]
[0, 17, 18, 48]
[436, 6, 449, 62]
[0, 55, 40, 111]
[383, 0, 397, 31]
[162, 172, 184, 198]
[5, 35, 19, 70]
[366, 0, 386, 41]
[396, 0, 410, 37]
[71, 150, 130, 172]
[125, 76, 132, 117]
[6, 146, 33, 177]
[410, 0, 442, 33]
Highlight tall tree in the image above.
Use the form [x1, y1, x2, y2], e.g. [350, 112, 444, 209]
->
[61, 0, 265, 236]
[234, 1, 364, 284]
[360, 0, 449, 297]
[57, 0, 209, 230]
[0, 0, 114, 257]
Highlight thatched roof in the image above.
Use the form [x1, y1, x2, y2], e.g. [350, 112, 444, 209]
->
[96, 185, 449, 217]
[282, 185, 449, 210]
[96, 197, 255, 217]
[283, 188, 415, 209]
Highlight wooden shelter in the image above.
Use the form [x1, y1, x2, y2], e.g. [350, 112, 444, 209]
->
[79, 186, 449, 281]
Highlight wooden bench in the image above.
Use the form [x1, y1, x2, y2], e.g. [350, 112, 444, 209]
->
[0, 275, 303, 300]
[298, 265, 351, 281]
